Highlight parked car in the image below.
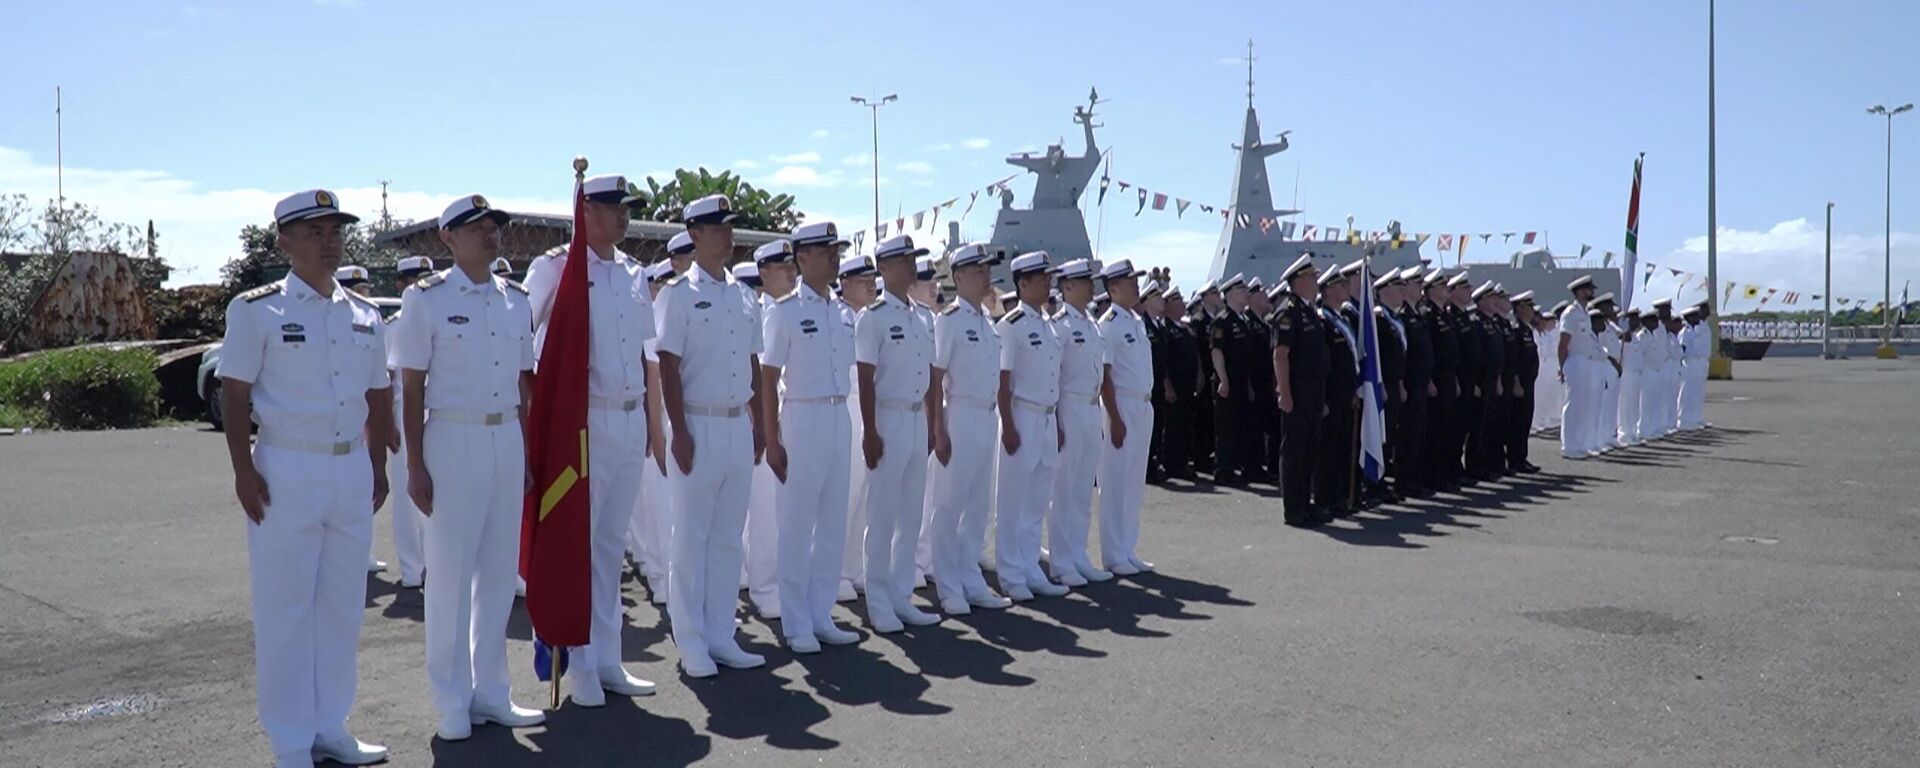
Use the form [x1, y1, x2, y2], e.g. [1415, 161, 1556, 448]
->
[198, 295, 400, 430]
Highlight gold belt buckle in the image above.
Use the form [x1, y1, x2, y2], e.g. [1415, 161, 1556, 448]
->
[331, 441, 353, 455]
[625, 399, 640, 412]
[484, 412, 504, 426]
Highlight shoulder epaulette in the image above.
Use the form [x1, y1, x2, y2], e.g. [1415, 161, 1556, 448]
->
[1046, 309, 1065, 322]
[868, 296, 887, 310]
[775, 290, 798, 304]
[239, 282, 281, 303]
[415, 272, 447, 291]
[664, 274, 687, 287]
[344, 290, 380, 310]
[1100, 307, 1117, 323]
[1001, 306, 1026, 324]
[940, 302, 961, 315]
[503, 278, 528, 295]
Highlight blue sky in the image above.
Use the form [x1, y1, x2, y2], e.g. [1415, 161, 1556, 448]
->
[2, 0, 1915, 309]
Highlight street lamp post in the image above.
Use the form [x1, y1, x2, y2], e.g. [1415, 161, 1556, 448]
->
[1868, 103, 1912, 359]
[850, 93, 897, 238]
[1705, 0, 1731, 379]
[1824, 201, 1835, 359]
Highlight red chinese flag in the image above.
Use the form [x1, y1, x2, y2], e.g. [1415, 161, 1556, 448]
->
[519, 180, 593, 647]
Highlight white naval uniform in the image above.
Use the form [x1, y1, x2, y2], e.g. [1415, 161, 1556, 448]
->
[1596, 321, 1623, 450]
[1616, 328, 1645, 444]
[384, 312, 426, 584]
[393, 268, 534, 720]
[926, 298, 1002, 607]
[1096, 303, 1154, 571]
[1047, 302, 1104, 581]
[744, 290, 781, 616]
[217, 274, 389, 759]
[626, 329, 671, 602]
[656, 265, 761, 664]
[524, 247, 655, 684]
[763, 282, 855, 641]
[854, 291, 934, 626]
[1557, 302, 1603, 456]
[838, 298, 869, 597]
[1679, 322, 1709, 428]
[995, 302, 1063, 594]
[1649, 325, 1678, 435]
[912, 299, 938, 587]
[1532, 326, 1561, 431]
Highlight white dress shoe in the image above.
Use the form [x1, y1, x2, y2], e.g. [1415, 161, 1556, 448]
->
[599, 666, 657, 697]
[896, 605, 942, 626]
[566, 672, 605, 707]
[814, 625, 862, 645]
[1129, 557, 1154, 572]
[1002, 582, 1036, 602]
[1108, 562, 1141, 577]
[786, 634, 822, 654]
[710, 645, 766, 670]
[471, 702, 545, 728]
[750, 597, 781, 620]
[1561, 451, 1586, 460]
[868, 612, 905, 634]
[399, 574, 423, 589]
[311, 735, 388, 766]
[1028, 579, 1069, 597]
[966, 592, 1013, 610]
[436, 711, 472, 741]
[515, 575, 527, 598]
[1055, 570, 1089, 587]
[940, 597, 971, 615]
[1080, 566, 1114, 582]
[836, 581, 859, 602]
[681, 655, 719, 679]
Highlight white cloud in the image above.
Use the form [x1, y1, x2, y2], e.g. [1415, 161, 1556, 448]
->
[896, 160, 934, 175]
[0, 146, 567, 286]
[768, 151, 821, 165]
[928, 138, 989, 152]
[841, 153, 871, 166]
[765, 166, 841, 188]
[810, 129, 830, 140]
[1658, 218, 1918, 311]
[960, 138, 991, 150]
[732, 158, 760, 170]
[1098, 229, 1219, 293]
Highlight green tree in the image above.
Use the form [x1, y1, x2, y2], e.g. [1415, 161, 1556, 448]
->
[220, 221, 391, 293]
[633, 168, 800, 233]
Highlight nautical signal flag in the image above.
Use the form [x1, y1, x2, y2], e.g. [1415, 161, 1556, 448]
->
[1151, 192, 1168, 211]
[1742, 285, 1762, 300]
[521, 173, 596, 672]
[1437, 234, 1455, 251]
[1523, 231, 1538, 244]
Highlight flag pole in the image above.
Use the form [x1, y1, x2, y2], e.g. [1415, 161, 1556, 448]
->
[548, 153, 589, 712]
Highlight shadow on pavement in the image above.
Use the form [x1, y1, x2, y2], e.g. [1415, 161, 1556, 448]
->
[429, 696, 711, 767]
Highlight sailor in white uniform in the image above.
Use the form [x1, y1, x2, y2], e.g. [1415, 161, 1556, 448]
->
[761, 223, 864, 650]
[1556, 276, 1602, 458]
[1046, 258, 1111, 586]
[522, 173, 657, 703]
[1591, 293, 1623, 452]
[1094, 260, 1155, 575]
[995, 252, 1072, 601]
[854, 235, 941, 633]
[1678, 304, 1712, 429]
[657, 194, 767, 678]
[925, 244, 1014, 614]
[1615, 308, 1647, 446]
[736, 249, 790, 620]
[380, 255, 434, 588]
[627, 232, 695, 605]
[336, 265, 391, 576]
[394, 194, 544, 740]
[836, 256, 879, 602]
[218, 189, 392, 768]
[910, 255, 940, 587]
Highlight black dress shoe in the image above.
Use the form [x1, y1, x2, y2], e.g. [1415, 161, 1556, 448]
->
[1514, 462, 1540, 474]
[1284, 515, 1321, 528]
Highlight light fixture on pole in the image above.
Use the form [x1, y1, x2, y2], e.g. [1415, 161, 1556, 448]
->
[1705, 0, 1731, 379]
[850, 93, 897, 239]
[1823, 201, 1835, 360]
[1867, 102, 1912, 359]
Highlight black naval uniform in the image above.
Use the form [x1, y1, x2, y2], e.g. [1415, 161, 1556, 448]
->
[1271, 295, 1329, 524]
[1190, 309, 1216, 474]
[1423, 297, 1460, 489]
[1207, 310, 1249, 485]
[1371, 303, 1407, 499]
[1241, 309, 1278, 483]
[1470, 309, 1507, 475]
[1505, 316, 1539, 471]
[1318, 302, 1359, 513]
[1395, 299, 1433, 495]
[1161, 315, 1202, 479]
[1450, 303, 1484, 481]
[1145, 314, 1169, 481]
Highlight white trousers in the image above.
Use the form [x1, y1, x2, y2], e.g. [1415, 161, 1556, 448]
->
[247, 443, 372, 757]
[743, 459, 779, 610]
[996, 407, 1060, 590]
[1680, 360, 1708, 427]
[1595, 367, 1620, 450]
[927, 400, 998, 605]
[863, 407, 930, 618]
[626, 454, 671, 583]
[384, 438, 425, 582]
[421, 418, 523, 718]
[775, 400, 852, 640]
[841, 392, 868, 592]
[1047, 399, 1102, 578]
[1559, 358, 1598, 456]
[1616, 370, 1643, 443]
[1097, 398, 1153, 569]
[1659, 363, 1682, 432]
[578, 407, 644, 679]
[667, 411, 753, 661]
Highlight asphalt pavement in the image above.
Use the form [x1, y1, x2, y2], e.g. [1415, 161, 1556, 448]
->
[1, 356, 1916, 767]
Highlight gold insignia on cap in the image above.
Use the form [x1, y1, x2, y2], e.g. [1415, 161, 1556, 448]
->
[824, 223, 837, 236]
[315, 190, 334, 207]
[471, 195, 489, 209]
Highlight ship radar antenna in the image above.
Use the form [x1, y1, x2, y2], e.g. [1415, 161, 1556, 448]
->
[1243, 40, 1257, 108]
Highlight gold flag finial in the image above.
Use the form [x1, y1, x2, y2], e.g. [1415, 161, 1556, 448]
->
[572, 155, 589, 182]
